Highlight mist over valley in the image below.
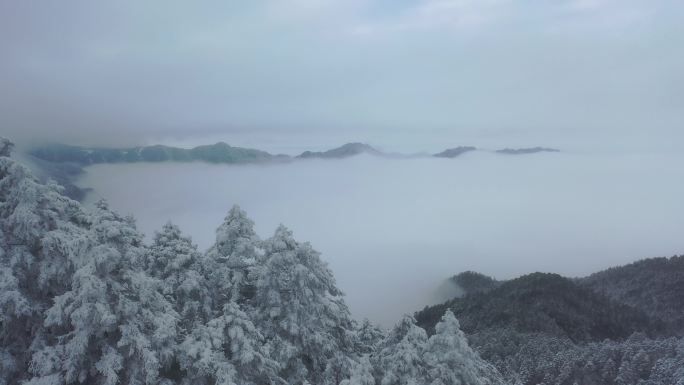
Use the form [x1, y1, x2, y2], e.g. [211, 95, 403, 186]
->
[72, 148, 684, 325]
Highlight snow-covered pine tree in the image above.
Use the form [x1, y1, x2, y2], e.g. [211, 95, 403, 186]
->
[178, 301, 279, 385]
[601, 357, 618, 383]
[323, 351, 355, 385]
[422, 310, 505, 385]
[29, 201, 178, 385]
[205, 205, 261, 308]
[646, 338, 684, 385]
[374, 315, 429, 385]
[253, 224, 355, 384]
[0, 138, 13, 157]
[340, 355, 375, 385]
[355, 318, 386, 354]
[0, 139, 89, 384]
[146, 222, 211, 330]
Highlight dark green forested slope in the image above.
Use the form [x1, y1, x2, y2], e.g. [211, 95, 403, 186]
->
[414, 259, 684, 385]
[579, 255, 684, 334]
[416, 272, 661, 341]
[450, 271, 501, 295]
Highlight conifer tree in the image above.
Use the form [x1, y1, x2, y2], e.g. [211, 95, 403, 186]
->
[178, 302, 279, 385]
[146, 222, 211, 329]
[340, 355, 375, 385]
[0, 139, 89, 384]
[356, 318, 386, 354]
[253, 225, 354, 384]
[205, 205, 260, 307]
[375, 315, 428, 385]
[423, 310, 504, 385]
[30, 202, 178, 385]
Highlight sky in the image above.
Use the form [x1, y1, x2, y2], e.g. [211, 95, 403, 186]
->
[1, 0, 683, 153]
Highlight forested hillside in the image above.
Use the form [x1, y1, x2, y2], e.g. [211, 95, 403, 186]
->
[0, 137, 503, 385]
[580, 256, 684, 334]
[450, 271, 500, 295]
[416, 265, 684, 384]
[418, 273, 662, 340]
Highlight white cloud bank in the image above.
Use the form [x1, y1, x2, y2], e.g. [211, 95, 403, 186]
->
[78, 151, 684, 325]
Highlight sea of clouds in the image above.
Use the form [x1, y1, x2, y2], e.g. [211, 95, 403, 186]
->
[78, 150, 684, 326]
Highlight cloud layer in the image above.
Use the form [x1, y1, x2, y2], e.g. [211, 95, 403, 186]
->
[77, 151, 684, 325]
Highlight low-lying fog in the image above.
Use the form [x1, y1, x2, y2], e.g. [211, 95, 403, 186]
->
[77, 151, 684, 326]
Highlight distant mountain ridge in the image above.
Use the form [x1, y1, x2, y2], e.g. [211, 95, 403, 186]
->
[28, 142, 284, 165]
[433, 146, 478, 158]
[297, 142, 382, 159]
[496, 147, 560, 155]
[29, 142, 561, 166]
[26, 141, 562, 200]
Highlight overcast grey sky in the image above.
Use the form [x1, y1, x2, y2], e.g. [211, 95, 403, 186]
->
[1, 0, 683, 152]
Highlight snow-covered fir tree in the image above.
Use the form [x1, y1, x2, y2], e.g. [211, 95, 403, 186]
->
[253, 224, 355, 384]
[145, 222, 211, 330]
[178, 301, 279, 385]
[355, 318, 386, 354]
[0, 139, 89, 385]
[30, 201, 178, 385]
[422, 311, 504, 385]
[374, 315, 429, 385]
[340, 355, 375, 385]
[205, 205, 260, 308]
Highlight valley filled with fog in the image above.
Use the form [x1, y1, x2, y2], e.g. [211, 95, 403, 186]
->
[77, 151, 684, 325]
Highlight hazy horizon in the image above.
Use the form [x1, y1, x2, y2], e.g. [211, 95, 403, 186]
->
[2, 0, 683, 153]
